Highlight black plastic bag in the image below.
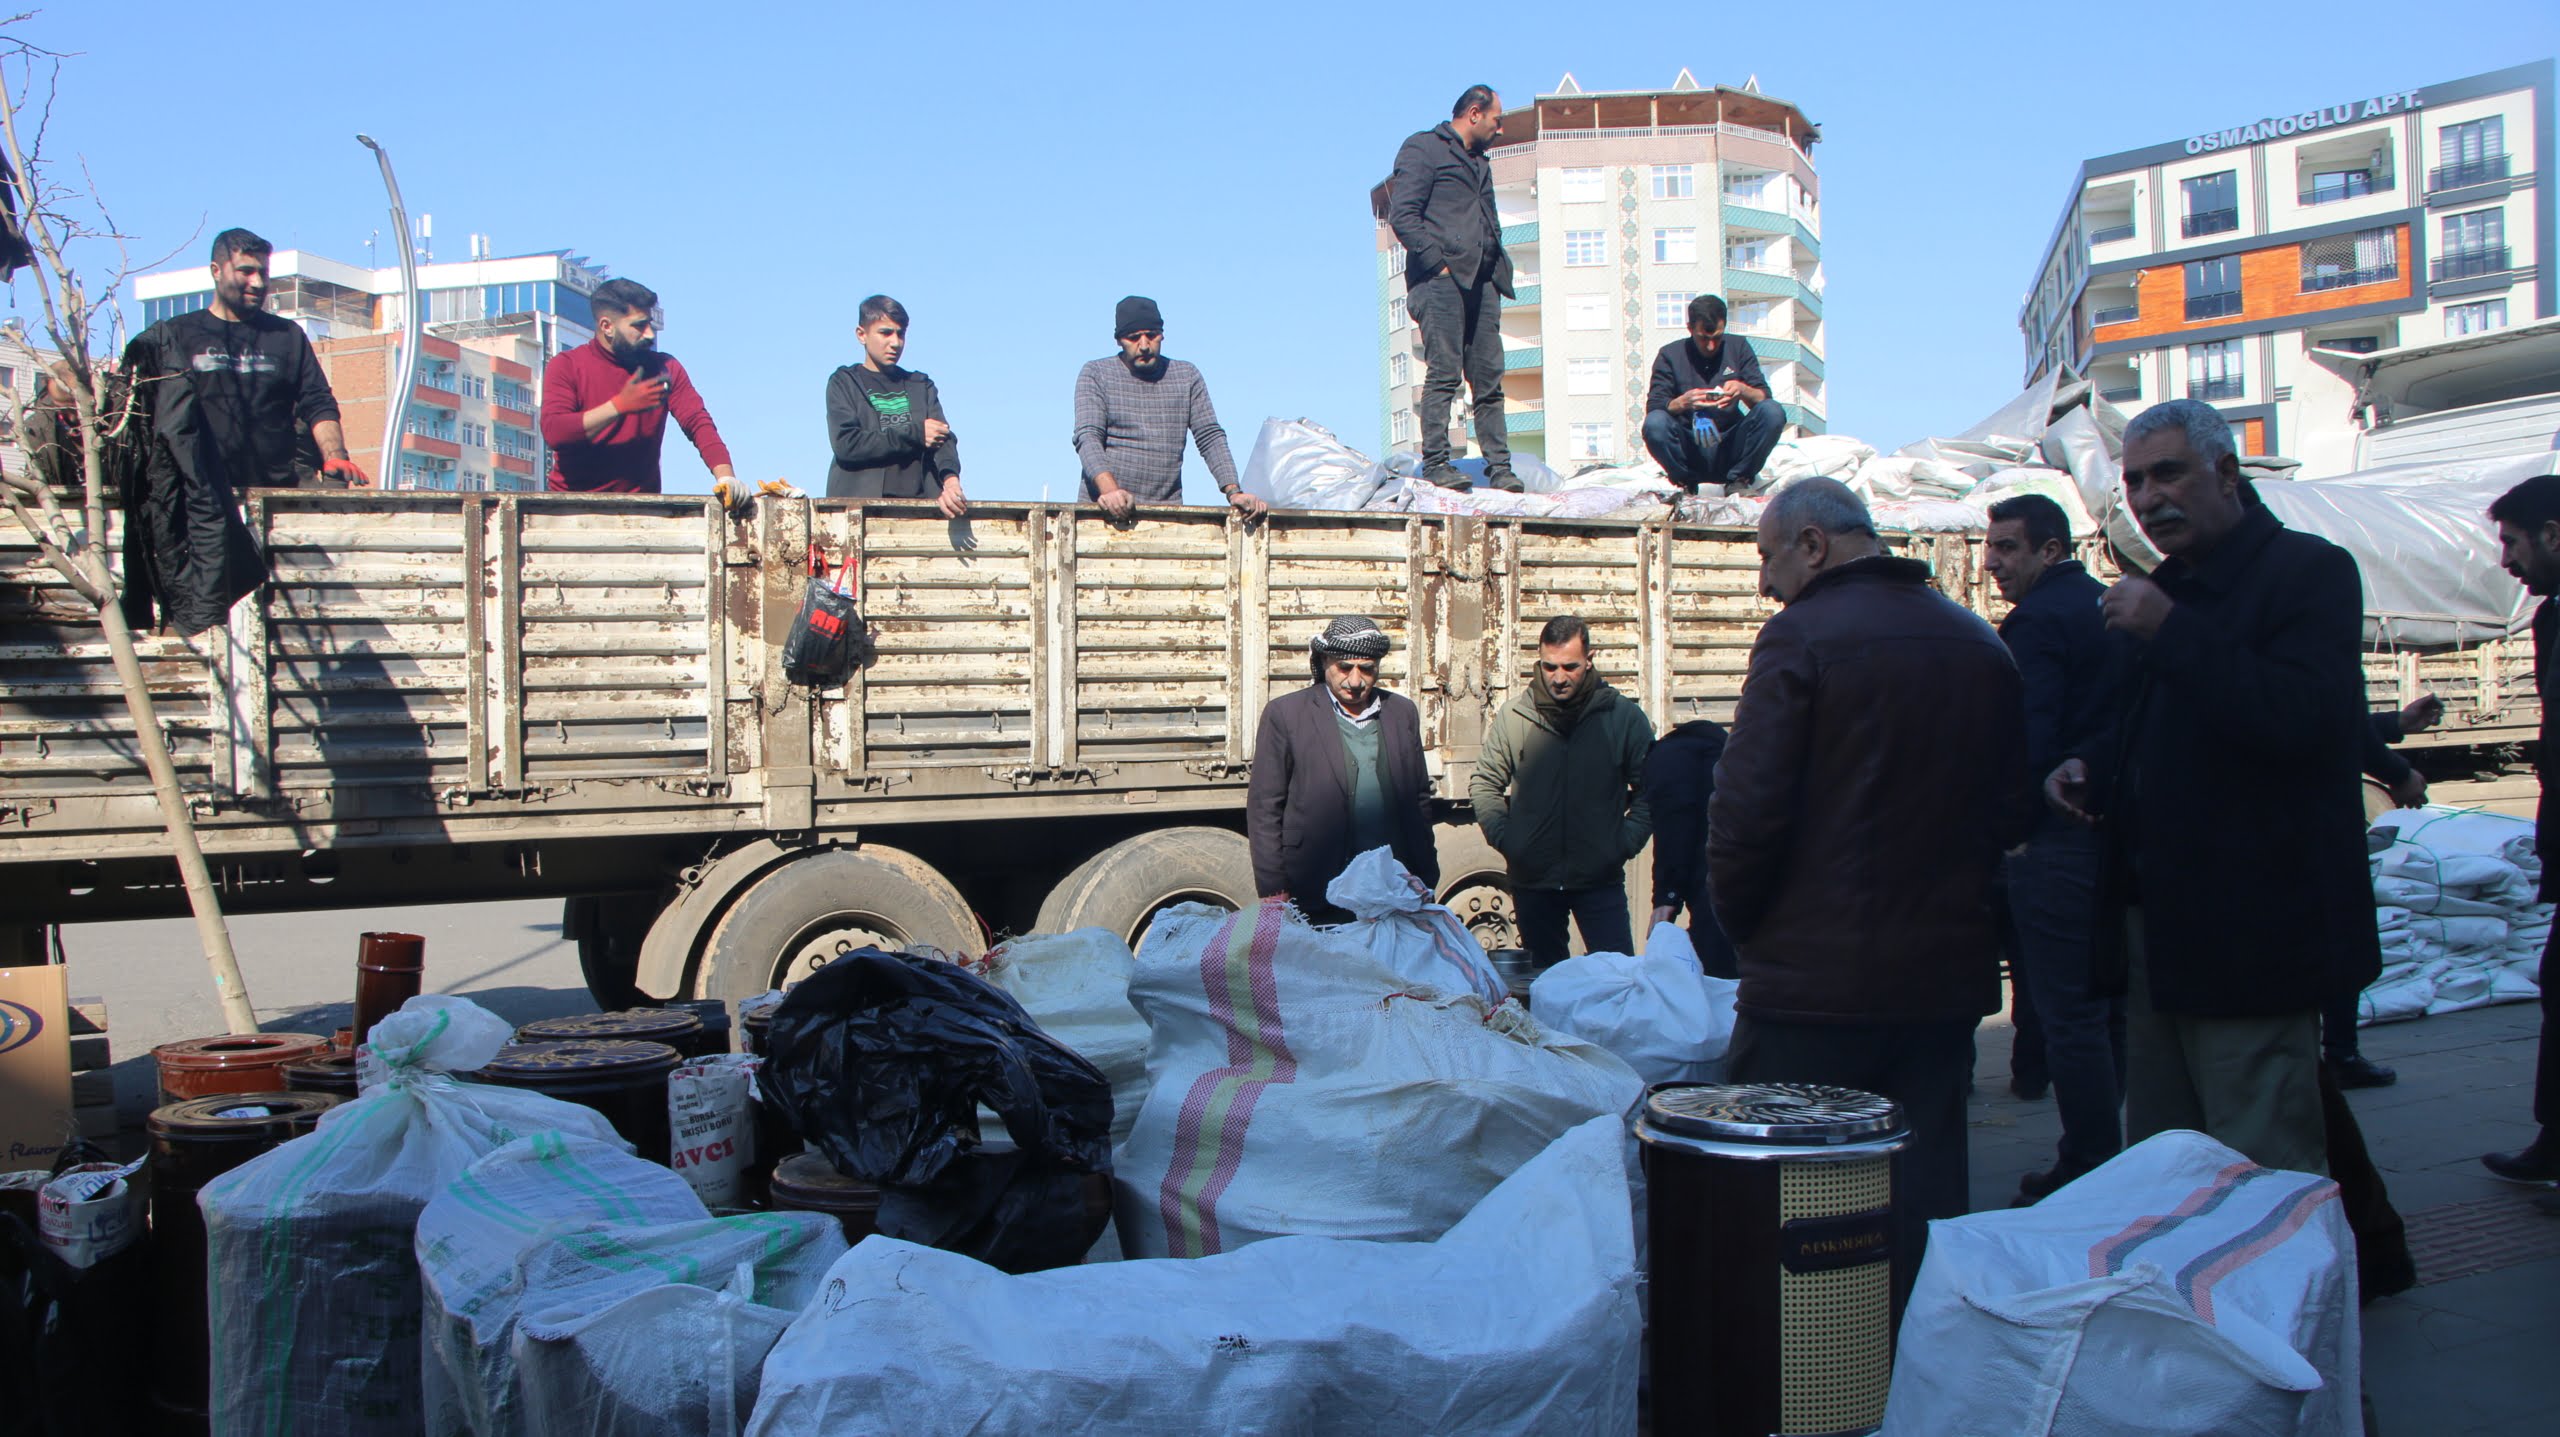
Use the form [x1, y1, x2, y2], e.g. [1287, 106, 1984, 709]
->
[0, 1142, 150, 1437]
[781, 576, 865, 688]
[762, 947, 1114, 1273]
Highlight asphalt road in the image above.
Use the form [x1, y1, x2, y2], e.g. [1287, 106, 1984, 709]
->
[60, 897, 597, 1122]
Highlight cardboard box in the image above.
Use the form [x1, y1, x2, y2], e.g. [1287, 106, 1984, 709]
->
[0, 965, 74, 1174]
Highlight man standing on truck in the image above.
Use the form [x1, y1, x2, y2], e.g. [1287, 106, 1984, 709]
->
[1471, 615, 1653, 964]
[1641, 295, 1788, 494]
[2045, 400, 2374, 1176]
[1074, 296, 1267, 521]
[2481, 473, 2560, 1204]
[1709, 477, 2027, 1267]
[1387, 85, 1519, 495]
[540, 277, 739, 495]
[825, 295, 966, 517]
[1981, 492, 2124, 1205]
[1246, 616, 1439, 924]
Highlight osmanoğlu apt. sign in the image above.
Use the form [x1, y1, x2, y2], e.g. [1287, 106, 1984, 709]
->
[2185, 91, 2424, 154]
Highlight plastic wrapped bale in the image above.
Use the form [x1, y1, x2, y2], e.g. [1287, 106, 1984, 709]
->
[1968, 466, 2098, 536]
[1881, 1130, 2359, 1437]
[201, 995, 630, 1437]
[977, 929, 1149, 1149]
[747, 1117, 1642, 1437]
[418, 1133, 845, 1437]
[1752, 434, 1876, 493]
[1237, 418, 1385, 511]
[1530, 923, 1738, 1086]
[1324, 847, 1510, 1005]
[1850, 455, 1976, 502]
[1114, 891, 1643, 1259]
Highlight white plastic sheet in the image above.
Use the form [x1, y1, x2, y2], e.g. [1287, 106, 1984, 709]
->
[1238, 418, 1385, 511]
[1528, 922, 1737, 1086]
[979, 928, 1150, 1148]
[2254, 453, 2552, 647]
[1883, 1130, 2360, 1437]
[747, 1116, 1642, 1437]
[1114, 887, 1642, 1259]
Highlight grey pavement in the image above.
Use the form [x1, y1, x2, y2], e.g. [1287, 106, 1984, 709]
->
[1972, 995, 2559, 1437]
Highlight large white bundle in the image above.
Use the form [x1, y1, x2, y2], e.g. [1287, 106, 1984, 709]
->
[1238, 418, 1384, 511]
[980, 929, 1150, 1148]
[2370, 807, 2541, 877]
[1529, 922, 1737, 1086]
[1851, 455, 1975, 501]
[202, 996, 631, 1437]
[1966, 465, 2099, 536]
[1114, 887, 1643, 1259]
[1872, 498, 1990, 533]
[1882, 1130, 2359, 1437]
[514, 1278, 795, 1437]
[416, 1133, 846, 1437]
[1325, 846, 1509, 1006]
[1754, 434, 1875, 492]
[746, 1117, 1642, 1437]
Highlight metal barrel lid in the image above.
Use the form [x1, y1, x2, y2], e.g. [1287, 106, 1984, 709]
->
[477, 1038, 682, 1079]
[151, 1032, 332, 1069]
[516, 1008, 703, 1044]
[148, 1091, 342, 1137]
[769, 1152, 882, 1210]
[1642, 1082, 1904, 1146]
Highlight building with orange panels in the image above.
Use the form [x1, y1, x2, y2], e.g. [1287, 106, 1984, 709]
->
[2020, 61, 2551, 472]
[312, 331, 545, 492]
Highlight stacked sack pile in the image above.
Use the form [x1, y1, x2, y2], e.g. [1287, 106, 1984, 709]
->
[2360, 806, 2549, 1024]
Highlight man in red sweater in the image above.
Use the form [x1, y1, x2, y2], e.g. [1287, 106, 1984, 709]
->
[541, 277, 737, 493]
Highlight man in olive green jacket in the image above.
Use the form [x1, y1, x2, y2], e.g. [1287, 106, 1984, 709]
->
[1470, 615, 1655, 964]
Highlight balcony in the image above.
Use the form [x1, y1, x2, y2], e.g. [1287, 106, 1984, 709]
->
[495, 453, 534, 477]
[1510, 284, 1541, 306]
[401, 433, 462, 460]
[2182, 208, 2239, 239]
[2303, 264, 2398, 292]
[2088, 221, 2137, 245]
[2429, 154, 2511, 192]
[2299, 174, 2380, 206]
[1499, 220, 1539, 247]
[2093, 304, 2140, 326]
[411, 382, 459, 409]
[491, 403, 534, 428]
[2184, 291, 2243, 321]
[2098, 384, 2142, 404]
[1506, 407, 1545, 435]
[1501, 346, 1542, 372]
[2432, 246, 2513, 282]
[2189, 376, 2245, 401]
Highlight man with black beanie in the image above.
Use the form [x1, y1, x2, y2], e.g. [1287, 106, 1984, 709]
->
[1073, 296, 1264, 520]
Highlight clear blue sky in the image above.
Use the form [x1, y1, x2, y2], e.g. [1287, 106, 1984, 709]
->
[20, 1, 2558, 498]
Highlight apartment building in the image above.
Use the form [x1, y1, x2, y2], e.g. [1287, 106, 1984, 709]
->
[132, 244, 615, 491]
[2019, 60, 2552, 471]
[0, 320, 65, 492]
[1373, 70, 1825, 468]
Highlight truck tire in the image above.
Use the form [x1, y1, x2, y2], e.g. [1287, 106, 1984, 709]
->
[1033, 827, 1257, 949]
[566, 893, 662, 1010]
[694, 845, 980, 1002]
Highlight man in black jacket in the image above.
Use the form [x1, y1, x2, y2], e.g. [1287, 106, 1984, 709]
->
[824, 295, 965, 515]
[1642, 718, 1737, 978]
[1984, 493, 2124, 1202]
[2046, 400, 2374, 1174]
[1641, 295, 1788, 493]
[1387, 85, 1518, 495]
[1246, 616, 1440, 924]
[2482, 473, 2560, 1197]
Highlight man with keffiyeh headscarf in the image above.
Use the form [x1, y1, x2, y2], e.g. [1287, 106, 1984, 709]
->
[1246, 615, 1442, 923]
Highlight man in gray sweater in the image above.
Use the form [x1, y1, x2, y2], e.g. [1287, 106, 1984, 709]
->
[1072, 296, 1267, 519]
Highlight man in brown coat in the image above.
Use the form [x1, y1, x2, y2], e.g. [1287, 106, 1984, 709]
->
[1709, 477, 2031, 1265]
[1246, 616, 1440, 923]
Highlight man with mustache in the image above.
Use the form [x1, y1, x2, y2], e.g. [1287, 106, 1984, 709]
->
[541, 276, 738, 495]
[1073, 296, 1265, 521]
[2045, 399, 2374, 1174]
[1387, 84, 1520, 495]
[1246, 616, 1439, 925]
[2481, 473, 2560, 1209]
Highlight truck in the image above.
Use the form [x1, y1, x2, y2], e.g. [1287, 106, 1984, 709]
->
[1, 489, 2540, 1007]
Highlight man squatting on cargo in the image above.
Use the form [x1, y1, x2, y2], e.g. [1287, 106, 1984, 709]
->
[1247, 617, 1439, 926]
[1074, 296, 1268, 521]
[540, 276, 739, 496]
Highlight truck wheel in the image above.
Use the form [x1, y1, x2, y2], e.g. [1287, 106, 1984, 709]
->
[695, 845, 980, 1002]
[1033, 827, 1256, 949]
[1438, 870, 1519, 953]
[567, 893, 662, 1010]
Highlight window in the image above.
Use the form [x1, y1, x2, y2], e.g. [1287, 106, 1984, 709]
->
[461, 422, 488, 448]
[2436, 117, 2507, 189]
[2314, 335, 2382, 354]
[1566, 422, 1614, 460]
[493, 380, 534, 412]
[1731, 300, 1779, 334]
[1722, 170, 1775, 207]
[2302, 169, 2375, 205]
[1566, 357, 1609, 396]
[1559, 167, 1605, 203]
[1653, 228, 1698, 264]
[0, 365, 14, 391]
[1563, 230, 1608, 267]
[1566, 294, 1608, 330]
[2184, 255, 2242, 320]
[2301, 226, 2398, 291]
[2436, 208, 2507, 279]
[1392, 408, 1416, 443]
[2181, 170, 2238, 237]
[2187, 339, 2243, 401]
[1389, 296, 1408, 328]
[141, 292, 212, 327]
[2446, 299, 2509, 337]
[1727, 238, 1774, 271]
[1650, 164, 1694, 199]
[1388, 245, 1407, 277]
[1389, 353, 1410, 387]
[1654, 291, 1697, 328]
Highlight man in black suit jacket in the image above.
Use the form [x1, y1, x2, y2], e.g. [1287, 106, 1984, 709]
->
[1246, 616, 1441, 923]
[2483, 474, 2560, 1198]
[1387, 85, 1518, 495]
[2047, 400, 2376, 1175]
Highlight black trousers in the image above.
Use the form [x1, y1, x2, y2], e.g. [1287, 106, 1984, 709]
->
[1409, 269, 1510, 474]
[2539, 923, 2560, 1130]
[1514, 880, 1631, 967]
[1723, 1013, 1979, 1296]
[2009, 829, 2127, 1173]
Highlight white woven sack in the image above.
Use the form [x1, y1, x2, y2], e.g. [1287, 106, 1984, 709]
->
[201, 995, 632, 1437]
[1529, 922, 1736, 1086]
[1113, 896, 1642, 1259]
[1881, 1129, 2359, 1437]
[747, 1116, 1641, 1437]
[981, 928, 1150, 1147]
[1325, 846, 1508, 1006]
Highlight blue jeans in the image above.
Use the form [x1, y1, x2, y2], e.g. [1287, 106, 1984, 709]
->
[1642, 401, 1787, 492]
[2009, 825, 2127, 1174]
[1514, 880, 1633, 967]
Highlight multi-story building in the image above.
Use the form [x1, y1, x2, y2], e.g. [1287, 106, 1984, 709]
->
[1372, 70, 1825, 468]
[2019, 60, 2552, 472]
[131, 243, 617, 491]
[0, 320, 66, 493]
